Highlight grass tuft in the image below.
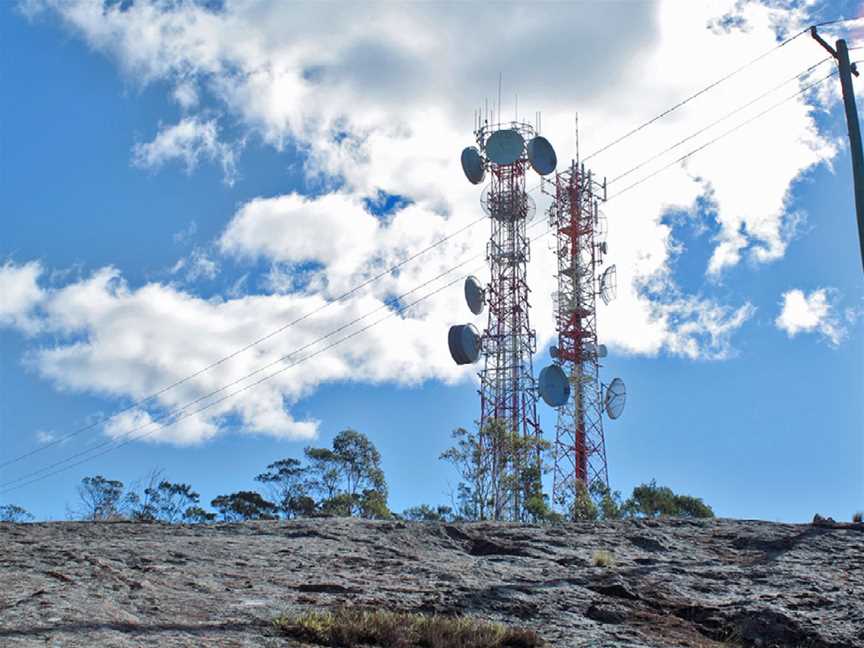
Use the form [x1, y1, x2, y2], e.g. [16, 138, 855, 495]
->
[273, 607, 544, 648]
[591, 549, 616, 568]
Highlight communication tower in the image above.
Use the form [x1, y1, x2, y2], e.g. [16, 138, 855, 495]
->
[449, 113, 557, 521]
[540, 160, 627, 516]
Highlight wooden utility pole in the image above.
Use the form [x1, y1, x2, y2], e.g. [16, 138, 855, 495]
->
[812, 27, 864, 272]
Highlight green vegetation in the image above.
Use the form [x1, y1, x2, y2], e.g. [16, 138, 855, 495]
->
[439, 420, 551, 523]
[273, 608, 544, 648]
[35, 424, 714, 525]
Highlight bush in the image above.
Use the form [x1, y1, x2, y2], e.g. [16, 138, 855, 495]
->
[274, 608, 544, 648]
[0, 504, 34, 523]
[591, 549, 616, 568]
[854, 512, 863, 524]
[622, 480, 714, 519]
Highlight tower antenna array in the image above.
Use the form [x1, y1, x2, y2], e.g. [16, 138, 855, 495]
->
[450, 106, 557, 521]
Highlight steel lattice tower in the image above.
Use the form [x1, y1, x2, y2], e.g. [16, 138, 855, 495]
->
[545, 161, 611, 514]
[475, 122, 543, 522]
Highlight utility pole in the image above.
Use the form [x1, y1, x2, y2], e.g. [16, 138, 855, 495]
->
[811, 27, 864, 272]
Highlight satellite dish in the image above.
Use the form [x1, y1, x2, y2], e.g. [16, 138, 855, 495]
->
[448, 324, 481, 365]
[526, 136, 557, 175]
[539, 364, 570, 408]
[598, 241, 608, 256]
[461, 146, 485, 185]
[485, 129, 525, 165]
[549, 345, 559, 359]
[600, 265, 617, 305]
[604, 377, 626, 420]
[464, 276, 485, 315]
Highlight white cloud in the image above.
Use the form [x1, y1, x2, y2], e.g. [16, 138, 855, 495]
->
[5, 261, 467, 446]
[173, 81, 198, 110]
[0, 261, 45, 334]
[775, 288, 846, 346]
[132, 118, 238, 184]
[170, 247, 219, 283]
[8, 1, 851, 445]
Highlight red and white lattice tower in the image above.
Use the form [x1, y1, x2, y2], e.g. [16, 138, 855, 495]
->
[544, 160, 616, 514]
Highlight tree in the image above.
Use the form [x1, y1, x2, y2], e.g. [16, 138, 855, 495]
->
[440, 420, 550, 522]
[591, 481, 624, 521]
[570, 480, 598, 521]
[439, 426, 492, 521]
[210, 491, 278, 522]
[304, 429, 390, 518]
[148, 481, 203, 523]
[77, 475, 135, 520]
[622, 480, 714, 519]
[255, 458, 315, 519]
[183, 506, 216, 524]
[0, 504, 34, 523]
[401, 504, 454, 522]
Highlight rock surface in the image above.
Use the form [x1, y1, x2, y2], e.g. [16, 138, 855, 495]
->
[1, 517, 861, 647]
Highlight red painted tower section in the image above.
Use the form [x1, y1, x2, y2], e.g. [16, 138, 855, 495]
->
[545, 161, 611, 514]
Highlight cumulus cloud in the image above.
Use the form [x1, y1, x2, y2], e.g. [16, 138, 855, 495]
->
[4, 261, 468, 445]
[8, 1, 851, 445]
[775, 288, 846, 346]
[132, 118, 238, 184]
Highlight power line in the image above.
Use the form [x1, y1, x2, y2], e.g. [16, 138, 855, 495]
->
[5, 21, 850, 474]
[0, 250, 489, 491]
[606, 69, 838, 200]
[608, 58, 831, 185]
[3, 69, 829, 494]
[582, 19, 858, 163]
[0, 213, 489, 470]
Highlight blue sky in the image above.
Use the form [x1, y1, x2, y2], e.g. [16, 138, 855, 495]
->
[1, 0, 861, 523]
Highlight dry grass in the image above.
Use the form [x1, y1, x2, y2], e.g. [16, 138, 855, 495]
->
[273, 607, 544, 648]
[591, 549, 616, 568]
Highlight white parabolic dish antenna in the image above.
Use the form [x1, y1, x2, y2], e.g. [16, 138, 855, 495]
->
[526, 136, 557, 175]
[448, 324, 481, 365]
[485, 129, 525, 165]
[464, 276, 485, 315]
[461, 146, 485, 185]
[538, 364, 570, 408]
[605, 377, 626, 420]
[600, 264, 617, 305]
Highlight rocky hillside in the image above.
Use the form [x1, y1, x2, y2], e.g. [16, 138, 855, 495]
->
[1, 517, 861, 647]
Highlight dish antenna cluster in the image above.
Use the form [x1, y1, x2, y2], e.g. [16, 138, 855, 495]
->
[447, 108, 557, 522]
[539, 156, 628, 517]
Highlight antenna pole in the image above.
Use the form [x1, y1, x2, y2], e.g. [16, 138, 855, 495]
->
[812, 28, 864, 272]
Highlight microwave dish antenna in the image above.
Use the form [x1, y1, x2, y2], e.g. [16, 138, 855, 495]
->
[464, 275, 485, 315]
[539, 364, 570, 408]
[484, 129, 525, 165]
[600, 264, 617, 305]
[448, 324, 481, 365]
[461, 146, 485, 185]
[604, 377, 627, 420]
[527, 136, 557, 175]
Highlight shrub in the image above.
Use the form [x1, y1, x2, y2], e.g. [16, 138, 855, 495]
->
[591, 549, 616, 568]
[854, 512, 863, 523]
[274, 608, 544, 648]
